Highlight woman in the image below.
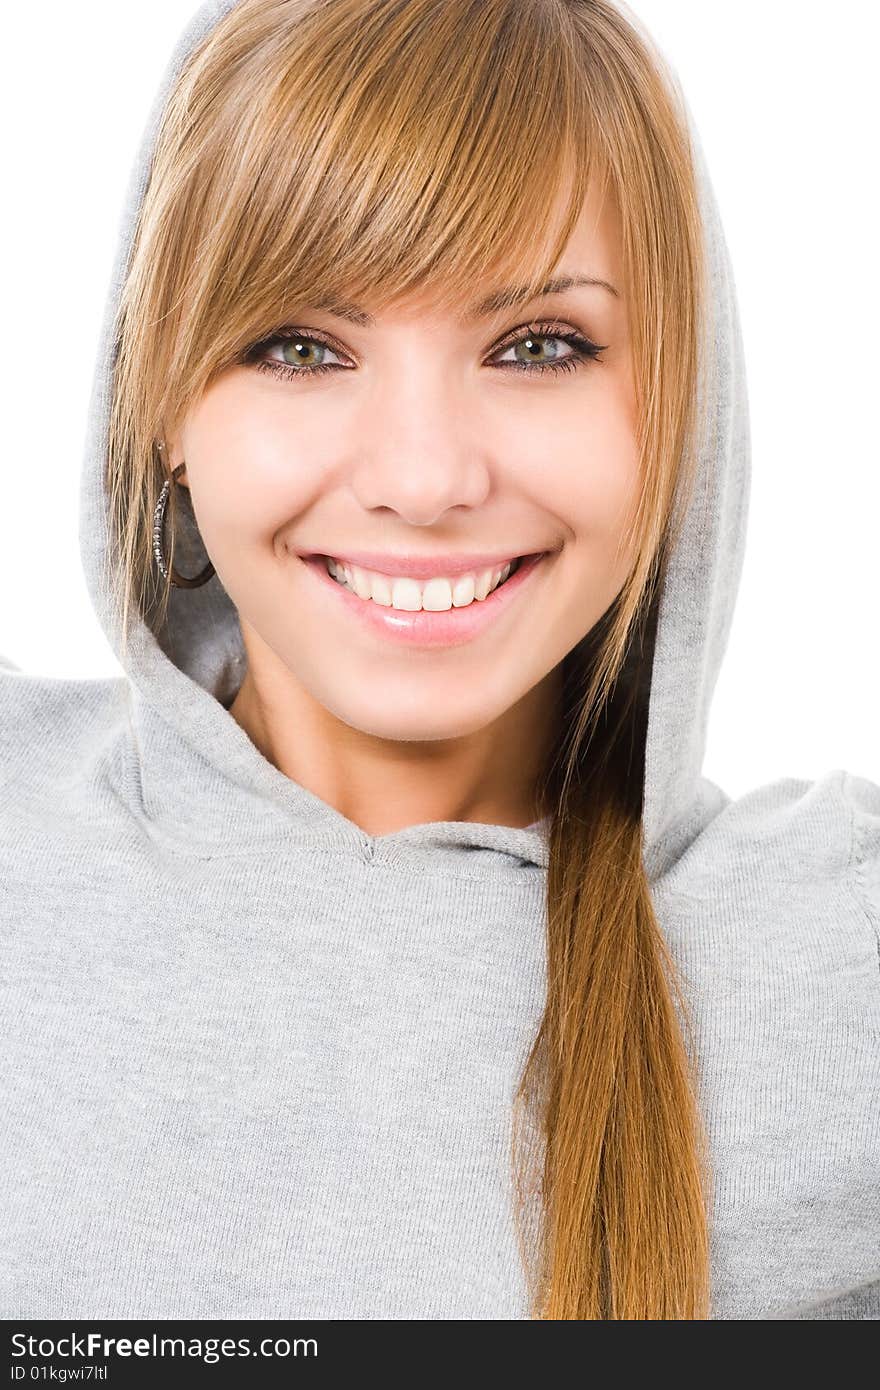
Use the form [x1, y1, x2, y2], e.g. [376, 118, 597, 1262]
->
[1, 0, 877, 1321]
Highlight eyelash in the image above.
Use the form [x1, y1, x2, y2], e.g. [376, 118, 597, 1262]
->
[243, 319, 608, 383]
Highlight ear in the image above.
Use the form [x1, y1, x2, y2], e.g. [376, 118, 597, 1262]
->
[155, 432, 190, 488]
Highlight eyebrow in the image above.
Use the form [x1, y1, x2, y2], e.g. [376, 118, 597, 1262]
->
[307, 274, 620, 327]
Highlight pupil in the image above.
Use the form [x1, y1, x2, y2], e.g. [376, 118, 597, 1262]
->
[284, 340, 314, 365]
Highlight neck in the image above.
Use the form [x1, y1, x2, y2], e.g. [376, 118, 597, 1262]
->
[226, 636, 560, 838]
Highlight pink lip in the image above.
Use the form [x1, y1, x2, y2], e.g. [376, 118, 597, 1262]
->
[301, 551, 549, 649]
[302, 549, 525, 579]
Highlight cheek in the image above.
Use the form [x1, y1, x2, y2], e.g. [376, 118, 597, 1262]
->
[567, 426, 641, 546]
[182, 394, 330, 548]
[501, 384, 641, 547]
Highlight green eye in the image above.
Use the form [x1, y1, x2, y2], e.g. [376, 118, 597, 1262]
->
[505, 332, 574, 367]
[277, 336, 338, 369]
[244, 320, 607, 383]
[490, 324, 608, 376]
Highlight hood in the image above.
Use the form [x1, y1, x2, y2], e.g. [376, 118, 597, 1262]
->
[78, 0, 749, 878]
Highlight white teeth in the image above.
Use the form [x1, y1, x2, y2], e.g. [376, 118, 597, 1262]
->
[370, 574, 393, 607]
[421, 578, 453, 612]
[349, 565, 373, 600]
[474, 568, 494, 601]
[390, 578, 423, 611]
[322, 556, 520, 609]
[451, 574, 475, 607]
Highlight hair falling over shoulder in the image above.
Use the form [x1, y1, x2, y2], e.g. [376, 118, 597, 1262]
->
[108, 0, 712, 1317]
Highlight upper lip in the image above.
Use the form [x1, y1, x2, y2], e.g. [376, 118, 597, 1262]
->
[304, 550, 542, 578]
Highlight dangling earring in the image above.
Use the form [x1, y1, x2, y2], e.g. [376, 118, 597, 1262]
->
[152, 441, 215, 589]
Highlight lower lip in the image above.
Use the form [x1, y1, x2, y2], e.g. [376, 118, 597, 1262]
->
[300, 551, 548, 648]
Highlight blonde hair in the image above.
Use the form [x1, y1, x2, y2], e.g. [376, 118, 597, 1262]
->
[108, 0, 711, 1317]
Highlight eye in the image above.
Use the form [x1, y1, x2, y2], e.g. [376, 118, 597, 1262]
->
[489, 321, 608, 377]
[243, 327, 350, 382]
[241, 318, 608, 383]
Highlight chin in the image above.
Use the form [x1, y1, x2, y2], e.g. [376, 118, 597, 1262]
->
[325, 690, 503, 745]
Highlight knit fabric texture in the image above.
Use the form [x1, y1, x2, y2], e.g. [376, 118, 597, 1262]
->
[1, 0, 878, 1320]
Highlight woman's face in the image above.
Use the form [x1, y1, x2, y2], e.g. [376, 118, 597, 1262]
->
[169, 183, 640, 747]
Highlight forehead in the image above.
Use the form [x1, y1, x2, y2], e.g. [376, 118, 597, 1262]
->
[323, 182, 623, 325]
[559, 181, 622, 275]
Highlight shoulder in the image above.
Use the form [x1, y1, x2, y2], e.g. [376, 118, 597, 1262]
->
[718, 768, 879, 946]
[673, 768, 879, 902]
[843, 770, 880, 924]
[666, 772, 880, 1318]
[658, 769, 879, 1132]
[0, 654, 129, 807]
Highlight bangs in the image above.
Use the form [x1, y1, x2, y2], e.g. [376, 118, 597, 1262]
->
[166, 0, 610, 381]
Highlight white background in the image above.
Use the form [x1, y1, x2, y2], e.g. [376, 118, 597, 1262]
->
[1, 1, 877, 792]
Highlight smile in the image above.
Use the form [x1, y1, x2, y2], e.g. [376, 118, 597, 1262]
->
[301, 550, 549, 649]
[324, 554, 521, 610]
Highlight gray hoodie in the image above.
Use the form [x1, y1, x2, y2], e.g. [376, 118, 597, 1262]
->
[1, 0, 878, 1321]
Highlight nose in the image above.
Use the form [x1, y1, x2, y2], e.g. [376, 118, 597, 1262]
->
[348, 383, 491, 526]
